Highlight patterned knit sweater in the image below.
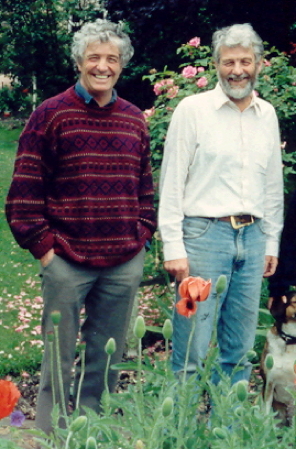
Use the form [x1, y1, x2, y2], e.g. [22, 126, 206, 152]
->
[6, 86, 156, 268]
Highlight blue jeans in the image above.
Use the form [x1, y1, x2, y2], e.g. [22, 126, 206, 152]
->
[172, 217, 266, 383]
[35, 248, 145, 433]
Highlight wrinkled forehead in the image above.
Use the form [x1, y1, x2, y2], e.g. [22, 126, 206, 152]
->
[218, 45, 256, 61]
[84, 40, 120, 56]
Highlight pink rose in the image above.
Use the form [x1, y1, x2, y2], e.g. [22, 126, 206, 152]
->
[153, 79, 174, 95]
[143, 107, 155, 119]
[182, 66, 198, 78]
[196, 76, 208, 88]
[264, 59, 272, 66]
[188, 37, 201, 48]
[153, 81, 164, 96]
[167, 85, 179, 99]
[197, 67, 205, 72]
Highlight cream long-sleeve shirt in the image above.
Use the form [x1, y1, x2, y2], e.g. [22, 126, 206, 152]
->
[159, 83, 284, 261]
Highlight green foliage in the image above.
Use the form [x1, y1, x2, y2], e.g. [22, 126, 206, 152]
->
[0, 84, 32, 115]
[0, 0, 104, 103]
[23, 314, 296, 449]
[144, 39, 296, 194]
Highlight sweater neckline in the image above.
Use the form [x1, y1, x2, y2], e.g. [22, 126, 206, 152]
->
[68, 85, 119, 114]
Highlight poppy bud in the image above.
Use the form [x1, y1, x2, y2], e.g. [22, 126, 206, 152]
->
[135, 440, 145, 449]
[236, 380, 248, 402]
[133, 316, 146, 339]
[162, 319, 173, 340]
[51, 310, 61, 325]
[104, 337, 116, 355]
[86, 436, 97, 449]
[215, 275, 227, 295]
[246, 350, 257, 361]
[161, 396, 174, 417]
[69, 415, 87, 433]
[265, 354, 274, 371]
[212, 427, 228, 439]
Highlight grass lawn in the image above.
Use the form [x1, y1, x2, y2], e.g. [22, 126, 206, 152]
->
[0, 122, 43, 376]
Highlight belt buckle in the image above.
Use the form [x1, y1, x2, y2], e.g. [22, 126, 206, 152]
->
[230, 215, 254, 229]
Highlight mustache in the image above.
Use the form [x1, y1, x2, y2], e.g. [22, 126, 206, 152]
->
[227, 75, 250, 81]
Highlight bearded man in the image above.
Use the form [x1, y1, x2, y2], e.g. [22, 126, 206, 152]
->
[158, 23, 283, 384]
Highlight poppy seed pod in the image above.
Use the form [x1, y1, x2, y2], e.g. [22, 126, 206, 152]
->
[215, 275, 227, 295]
[104, 337, 116, 355]
[162, 319, 173, 340]
[133, 316, 146, 339]
[51, 310, 62, 325]
[69, 415, 87, 433]
[265, 354, 274, 370]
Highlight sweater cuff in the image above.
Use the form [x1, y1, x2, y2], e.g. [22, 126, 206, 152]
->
[29, 233, 55, 259]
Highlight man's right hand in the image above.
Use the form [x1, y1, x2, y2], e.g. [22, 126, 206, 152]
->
[164, 258, 189, 282]
[40, 248, 55, 267]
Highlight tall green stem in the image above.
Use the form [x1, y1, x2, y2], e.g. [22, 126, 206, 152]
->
[182, 316, 196, 386]
[75, 344, 86, 411]
[53, 323, 69, 428]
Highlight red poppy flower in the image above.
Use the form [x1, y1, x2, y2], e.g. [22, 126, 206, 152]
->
[176, 276, 211, 318]
[0, 380, 21, 419]
[176, 296, 198, 318]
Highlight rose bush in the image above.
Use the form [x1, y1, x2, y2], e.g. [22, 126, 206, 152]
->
[143, 37, 296, 193]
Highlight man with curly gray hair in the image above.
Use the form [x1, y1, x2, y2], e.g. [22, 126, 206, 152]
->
[159, 23, 283, 387]
[6, 19, 156, 433]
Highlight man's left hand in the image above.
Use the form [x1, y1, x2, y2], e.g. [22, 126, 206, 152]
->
[263, 255, 278, 277]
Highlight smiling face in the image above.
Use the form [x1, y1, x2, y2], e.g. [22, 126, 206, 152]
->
[216, 45, 262, 109]
[77, 41, 122, 106]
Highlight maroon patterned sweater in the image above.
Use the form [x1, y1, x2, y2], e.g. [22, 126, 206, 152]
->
[6, 86, 156, 267]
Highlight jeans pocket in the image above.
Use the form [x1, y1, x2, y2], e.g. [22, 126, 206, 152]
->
[183, 217, 212, 239]
[256, 219, 266, 235]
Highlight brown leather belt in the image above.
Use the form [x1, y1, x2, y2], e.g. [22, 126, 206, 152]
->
[217, 215, 256, 229]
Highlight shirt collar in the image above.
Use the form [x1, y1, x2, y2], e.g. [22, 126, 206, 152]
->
[213, 82, 262, 116]
[75, 81, 117, 106]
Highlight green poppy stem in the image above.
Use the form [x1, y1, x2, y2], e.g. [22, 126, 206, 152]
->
[53, 323, 69, 428]
[75, 345, 86, 411]
[182, 316, 196, 386]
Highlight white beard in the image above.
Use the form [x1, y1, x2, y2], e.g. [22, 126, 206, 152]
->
[218, 73, 256, 100]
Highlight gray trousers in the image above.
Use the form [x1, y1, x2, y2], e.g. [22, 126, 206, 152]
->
[35, 249, 145, 433]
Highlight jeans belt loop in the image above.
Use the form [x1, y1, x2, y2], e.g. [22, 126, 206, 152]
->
[230, 215, 254, 229]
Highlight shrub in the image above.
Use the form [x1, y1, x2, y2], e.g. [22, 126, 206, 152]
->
[0, 83, 33, 116]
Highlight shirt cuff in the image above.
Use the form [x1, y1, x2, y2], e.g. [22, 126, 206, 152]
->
[163, 240, 187, 262]
[265, 239, 280, 258]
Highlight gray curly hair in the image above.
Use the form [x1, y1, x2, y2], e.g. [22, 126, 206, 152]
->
[212, 23, 264, 64]
[71, 19, 134, 68]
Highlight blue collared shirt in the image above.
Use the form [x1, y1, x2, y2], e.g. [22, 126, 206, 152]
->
[75, 81, 117, 106]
